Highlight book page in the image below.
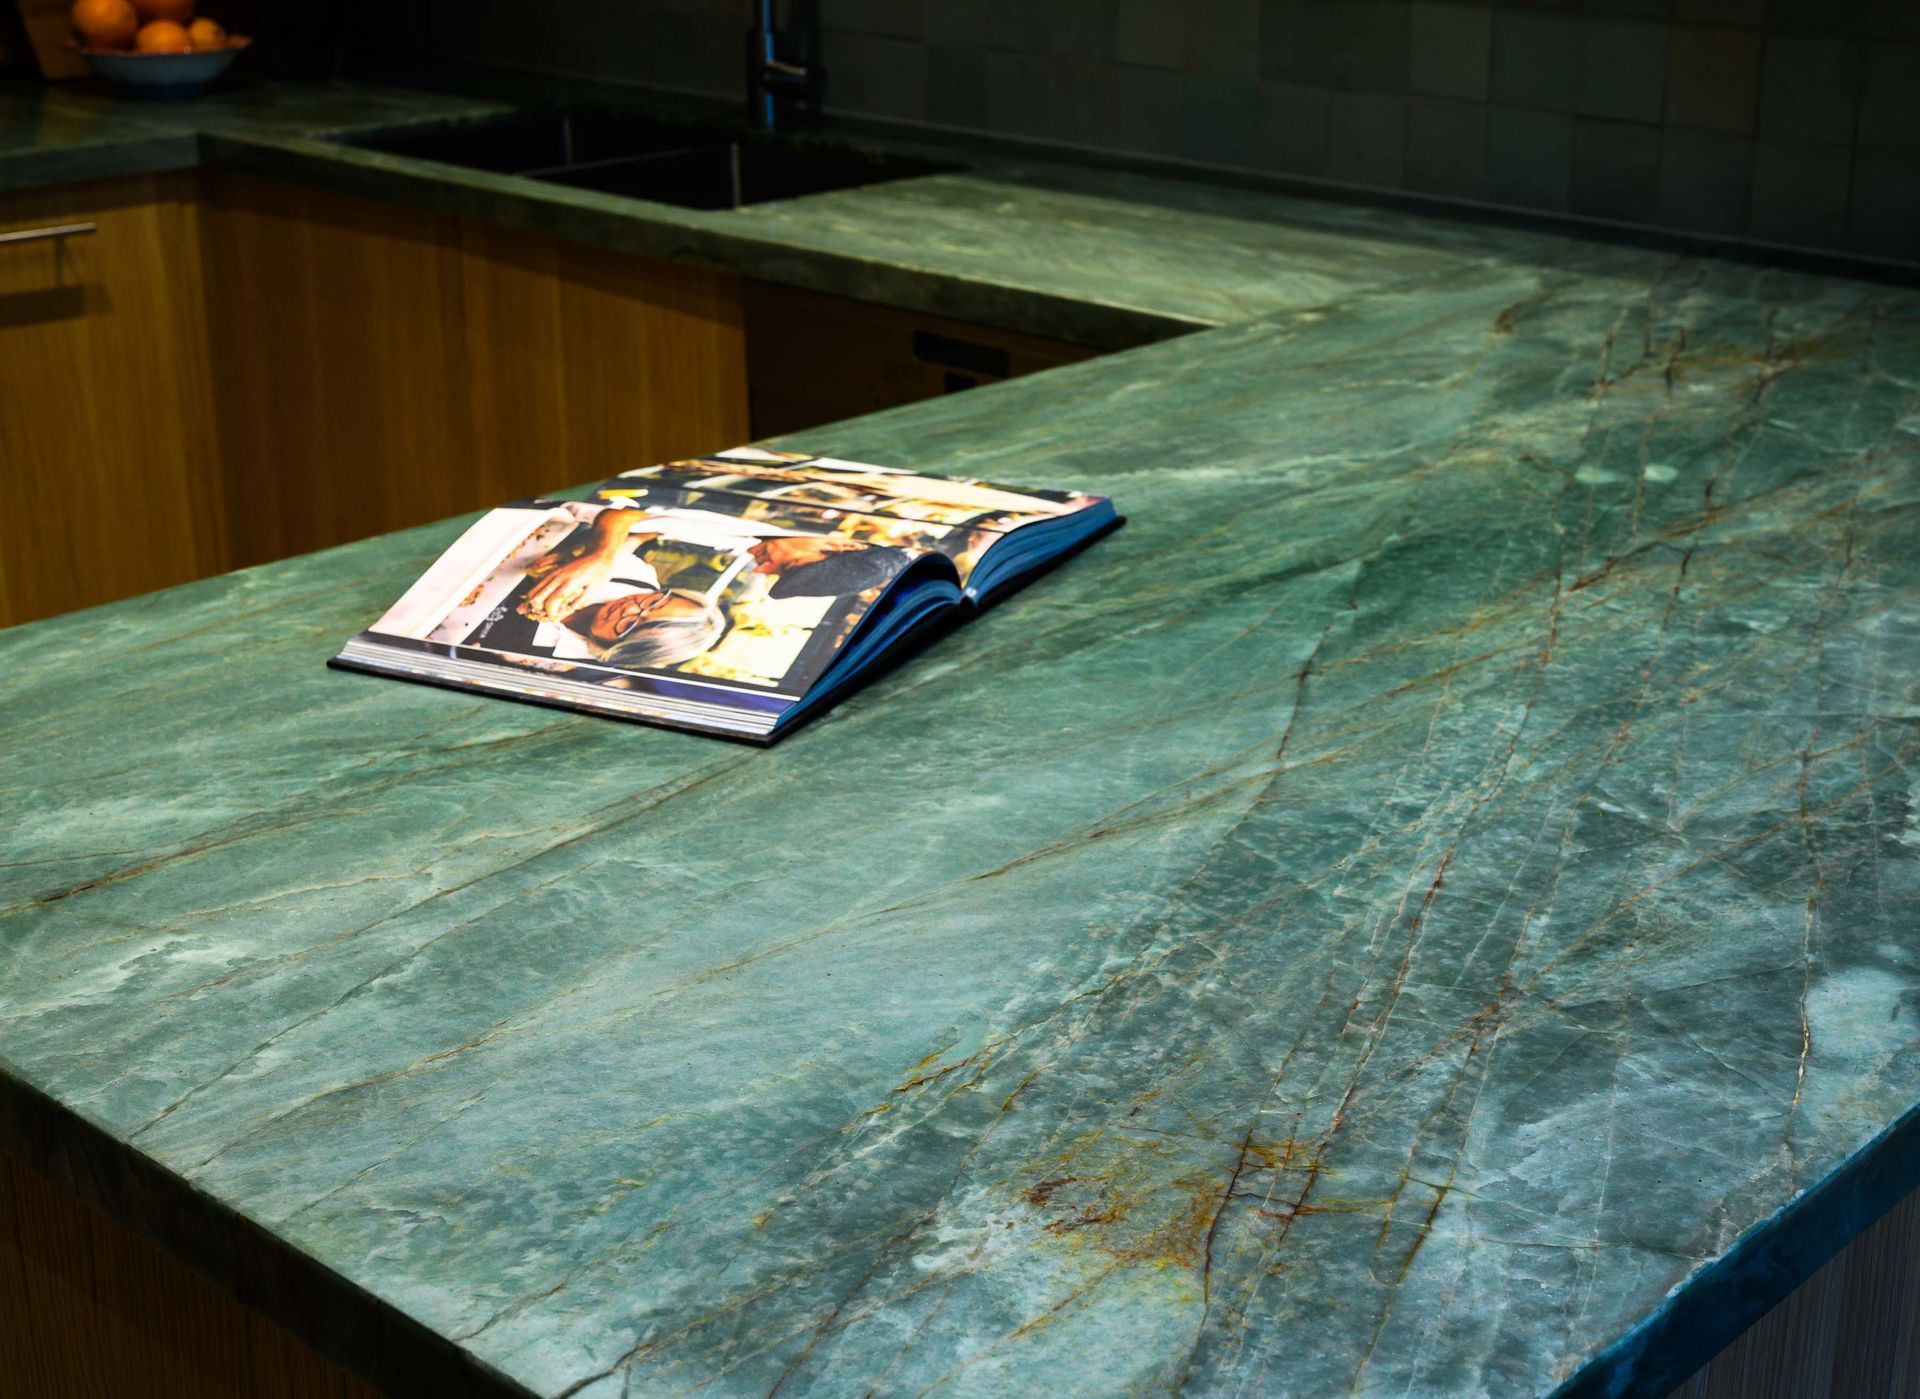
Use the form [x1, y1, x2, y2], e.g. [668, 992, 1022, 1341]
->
[600, 448, 1109, 588]
[365, 491, 951, 700]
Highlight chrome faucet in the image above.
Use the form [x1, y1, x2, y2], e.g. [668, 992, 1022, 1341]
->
[746, 0, 820, 132]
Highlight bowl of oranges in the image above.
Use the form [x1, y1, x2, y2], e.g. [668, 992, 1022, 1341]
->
[70, 0, 248, 98]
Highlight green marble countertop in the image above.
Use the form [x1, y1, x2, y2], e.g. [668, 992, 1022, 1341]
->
[5, 68, 1920, 1399]
[5, 211, 1920, 1397]
[0, 78, 503, 185]
[0, 74, 1605, 348]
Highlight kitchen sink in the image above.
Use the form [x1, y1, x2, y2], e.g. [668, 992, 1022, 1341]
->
[336, 108, 958, 211]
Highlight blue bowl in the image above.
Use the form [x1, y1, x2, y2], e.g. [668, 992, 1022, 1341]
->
[78, 39, 248, 99]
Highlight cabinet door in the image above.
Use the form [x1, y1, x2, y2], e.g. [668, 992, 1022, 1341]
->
[743, 281, 1095, 439]
[199, 173, 751, 568]
[197, 175, 476, 567]
[0, 175, 223, 627]
[458, 219, 753, 499]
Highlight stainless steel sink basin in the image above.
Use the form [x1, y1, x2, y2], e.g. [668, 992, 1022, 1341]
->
[336, 108, 958, 211]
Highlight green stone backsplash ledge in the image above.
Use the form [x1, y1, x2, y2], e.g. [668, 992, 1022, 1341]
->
[0, 78, 508, 190]
[0, 76, 1699, 351]
[4, 228, 1918, 1397]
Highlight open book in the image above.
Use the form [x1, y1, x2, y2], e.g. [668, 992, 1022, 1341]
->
[331, 448, 1121, 741]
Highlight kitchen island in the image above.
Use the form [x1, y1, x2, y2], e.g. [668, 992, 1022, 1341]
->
[4, 75, 1920, 1399]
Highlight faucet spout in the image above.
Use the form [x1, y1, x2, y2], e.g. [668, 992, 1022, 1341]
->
[745, 0, 821, 132]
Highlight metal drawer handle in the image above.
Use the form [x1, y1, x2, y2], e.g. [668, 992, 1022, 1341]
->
[0, 222, 98, 247]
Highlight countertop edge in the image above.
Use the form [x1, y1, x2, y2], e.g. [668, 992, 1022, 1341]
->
[0, 130, 198, 194]
[9, 831, 1918, 1399]
[0, 1060, 539, 1399]
[1554, 1099, 1920, 1396]
[193, 130, 1206, 354]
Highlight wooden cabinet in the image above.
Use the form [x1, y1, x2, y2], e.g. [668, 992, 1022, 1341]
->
[744, 280, 1094, 439]
[1, 1152, 380, 1398]
[0, 175, 226, 624]
[0, 173, 751, 625]
[0, 171, 1089, 629]
[199, 175, 750, 568]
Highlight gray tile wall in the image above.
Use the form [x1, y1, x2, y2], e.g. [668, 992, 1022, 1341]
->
[424, 0, 1920, 262]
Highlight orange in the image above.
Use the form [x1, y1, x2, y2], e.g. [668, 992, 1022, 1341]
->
[131, 0, 193, 21]
[133, 18, 191, 50]
[70, 0, 138, 49]
[186, 16, 225, 48]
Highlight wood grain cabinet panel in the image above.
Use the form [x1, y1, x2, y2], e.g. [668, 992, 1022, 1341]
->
[0, 175, 225, 626]
[197, 175, 481, 566]
[743, 279, 1094, 439]
[198, 173, 750, 568]
[0, 1153, 381, 1398]
[456, 218, 750, 498]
